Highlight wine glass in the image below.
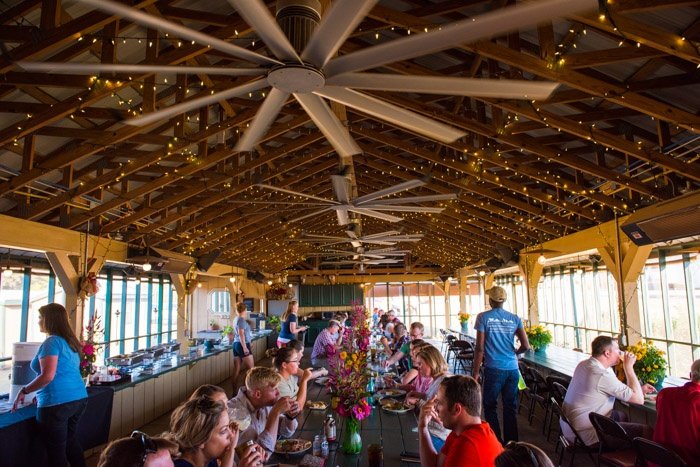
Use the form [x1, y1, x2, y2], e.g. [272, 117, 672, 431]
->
[228, 405, 252, 432]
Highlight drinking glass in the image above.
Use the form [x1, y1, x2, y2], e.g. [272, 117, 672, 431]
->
[228, 405, 252, 431]
[368, 443, 383, 467]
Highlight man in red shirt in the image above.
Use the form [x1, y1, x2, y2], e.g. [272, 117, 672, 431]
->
[418, 375, 503, 467]
[653, 359, 700, 466]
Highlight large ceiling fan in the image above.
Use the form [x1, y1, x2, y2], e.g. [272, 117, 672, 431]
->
[19, 0, 598, 156]
[257, 170, 456, 225]
[305, 247, 411, 260]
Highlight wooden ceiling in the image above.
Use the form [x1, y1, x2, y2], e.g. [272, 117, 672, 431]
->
[0, 0, 699, 277]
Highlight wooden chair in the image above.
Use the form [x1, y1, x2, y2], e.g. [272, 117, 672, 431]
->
[588, 412, 638, 467]
[633, 438, 687, 467]
[550, 397, 597, 467]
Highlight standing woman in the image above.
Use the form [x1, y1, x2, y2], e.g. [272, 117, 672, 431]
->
[276, 300, 307, 348]
[231, 302, 254, 389]
[12, 303, 88, 467]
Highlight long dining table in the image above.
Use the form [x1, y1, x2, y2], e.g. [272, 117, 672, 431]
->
[267, 378, 421, 467]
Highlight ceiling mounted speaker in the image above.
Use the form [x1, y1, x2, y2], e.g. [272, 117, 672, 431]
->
[196, 250, 221, 272]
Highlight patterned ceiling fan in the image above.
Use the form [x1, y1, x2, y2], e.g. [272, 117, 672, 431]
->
[18, 0, 597, 155]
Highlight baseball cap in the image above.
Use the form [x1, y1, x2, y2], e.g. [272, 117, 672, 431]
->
[487, 286, 507, 303]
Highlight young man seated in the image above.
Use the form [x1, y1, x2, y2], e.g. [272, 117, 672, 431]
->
[227, 367, 298, 454]
[418, 375, 503, 467]
[310, 320, 343, 366]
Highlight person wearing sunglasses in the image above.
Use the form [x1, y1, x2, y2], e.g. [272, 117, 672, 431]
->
[495, 441, 554, 467]
[169, 396, 263, 467]
[98, 431, 178, 467]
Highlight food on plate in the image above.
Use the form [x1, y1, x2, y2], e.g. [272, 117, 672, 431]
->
[380, 388, 405, 397]
[305, 401, 327, 410]
[380, 398, 407, 411]
[275, 438, 312, 453]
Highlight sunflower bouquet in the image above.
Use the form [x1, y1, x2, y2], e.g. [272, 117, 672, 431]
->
[458, 312, 470, 324]
[525, 325, 552, 351]
[624, 340, 667, 387]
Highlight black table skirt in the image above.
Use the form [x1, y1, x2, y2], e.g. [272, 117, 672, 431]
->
[0, 386, 113, 466]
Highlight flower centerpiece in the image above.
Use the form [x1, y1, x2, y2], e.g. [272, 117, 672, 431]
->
[80, 315, 103, 382]
[624, 340, 667, 391]
[525, 325, 552, 352]
[458, 311, 470, 332]
[328, 302, 372, 454]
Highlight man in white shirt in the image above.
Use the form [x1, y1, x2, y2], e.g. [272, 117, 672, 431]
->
[562, 336, 653, 446]
[228, 367, 298, 454]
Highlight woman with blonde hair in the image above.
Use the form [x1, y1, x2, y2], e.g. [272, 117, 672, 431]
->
[399, 340, 429, 386]
[12, 303, 88, 467]
[169, 396, 262, 467]
[277, 300, 307, 348]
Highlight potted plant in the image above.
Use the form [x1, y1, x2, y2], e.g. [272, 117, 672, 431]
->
[525, 325, 552, 352]
[266, 315, 281, 348]
[221, 325, 235, 344]
[625, 340, 668, 391]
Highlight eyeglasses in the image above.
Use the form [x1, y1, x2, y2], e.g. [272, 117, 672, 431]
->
[505, 441, 539, 467]
[131, 430, 157, 466]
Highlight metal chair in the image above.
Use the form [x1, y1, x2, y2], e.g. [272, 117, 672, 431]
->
[439, 329, 450, 354]
[525, 366, 550, 425]
[445, 334, 458, 365]
[588, 412, 638, 467]
[518, 361, 535, 414]
[546, 380, 569, 441]
[452, 340, 474, 375]
[550, 397, 597, 467]
[544, 375, 570, 439]
[633, 437, 687, 467]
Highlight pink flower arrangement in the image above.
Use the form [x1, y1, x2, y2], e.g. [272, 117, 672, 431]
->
[80, 315, 102, 378]
[328, 302, 372, 421]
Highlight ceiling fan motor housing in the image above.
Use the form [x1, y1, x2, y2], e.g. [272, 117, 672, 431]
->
[276, 0, 322, 54]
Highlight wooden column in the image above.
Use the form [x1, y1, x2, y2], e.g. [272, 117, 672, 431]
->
[519, 255, 544, 325]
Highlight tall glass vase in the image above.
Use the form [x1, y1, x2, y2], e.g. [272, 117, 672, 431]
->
[341, 417, 362, 455]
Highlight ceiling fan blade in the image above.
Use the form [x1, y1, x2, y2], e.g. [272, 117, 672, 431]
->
[367, 194, 457, 205]
[319, 86, 465, 143]
[357, 240, 397, 245]
[348, 207, 404, 223]
[294, 93, 362, 157]
[127, 78, 268, 126]
[234, 88, 290, 151]
[361, 205, 444, 213]
[326, 73, 560, 100]
[301, 0, 379, 67]
[383, 235, 423, 242]
[331, 175, 351, 204]
[287, 207, 335, 223]
[256, 184, 335, 204]
[227, 0, 301, 63]
[75, 0, 280, 66]
[335, 208, 351, 226]
[324, 0, 597, 76]
[16, 62, 266, 77]
[365, 259, 401, 264]
[361, 230, 402, 239]
[354, 179, 424, 205]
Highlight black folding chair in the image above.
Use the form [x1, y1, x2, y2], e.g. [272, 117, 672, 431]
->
[588, 412, 638, 467]
[550, 397, 597, 467]
[633, 437, 687, 467]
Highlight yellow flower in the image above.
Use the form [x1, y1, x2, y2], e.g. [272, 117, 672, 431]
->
[340, 351, 347, 361]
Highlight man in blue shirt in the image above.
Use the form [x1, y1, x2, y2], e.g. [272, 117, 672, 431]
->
[472, 286, 530, 444]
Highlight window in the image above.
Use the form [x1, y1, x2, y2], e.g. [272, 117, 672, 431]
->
[638, 252, 700, 377]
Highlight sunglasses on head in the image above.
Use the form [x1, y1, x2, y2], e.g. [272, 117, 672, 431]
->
[131, 430, 157, 465]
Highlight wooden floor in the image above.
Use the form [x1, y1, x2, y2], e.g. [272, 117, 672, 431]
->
[86, 349, 597, 467]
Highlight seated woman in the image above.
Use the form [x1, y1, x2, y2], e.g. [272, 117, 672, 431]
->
[404, 345, 451, 452]
[399, 340, 428, 386]
[189, 384, 228, 405]
[98, 432, 178, 467]
[274, 347, 313, 409]
[381, 323, 409, 372]
[169, 396, 263, 467]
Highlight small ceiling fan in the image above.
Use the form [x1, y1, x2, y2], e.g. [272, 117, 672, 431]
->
[291, 229, 423, 248]
[257, 170, 456, 226]
[18, 0, 597, 156]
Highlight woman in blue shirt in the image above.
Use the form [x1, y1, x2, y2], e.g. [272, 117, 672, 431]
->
[231, 302, 254, 390]
[12, 303, 88, 467]
[276, 300, 307, 348]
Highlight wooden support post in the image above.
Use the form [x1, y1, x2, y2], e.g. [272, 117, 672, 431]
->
[519, 255, 544, 325]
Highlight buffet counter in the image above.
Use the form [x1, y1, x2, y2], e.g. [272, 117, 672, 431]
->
[0, 330, 272, 461]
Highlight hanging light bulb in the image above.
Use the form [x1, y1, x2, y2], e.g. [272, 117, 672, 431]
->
[142, 262, 152, 272]
[288, 283, 293, 288]
[267, 280, 273, 286]
[478, 270, 486, 277]
[197, 282, 203, 288]
[537, 254, 546, 265]
[229, 276, 236, 283]
[2, 266, 13, 278]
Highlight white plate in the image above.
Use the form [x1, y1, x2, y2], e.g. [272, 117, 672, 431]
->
[305, 401, 328, 411]
[376, 388, 406, 398]
[382, 405, 412, 414]
[274, 438, 312, 455]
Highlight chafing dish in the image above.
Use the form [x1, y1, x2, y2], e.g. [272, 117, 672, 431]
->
[142, 346, 165, 359]
[107, 353, 144, 366]
[163, 342, 181, 353]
